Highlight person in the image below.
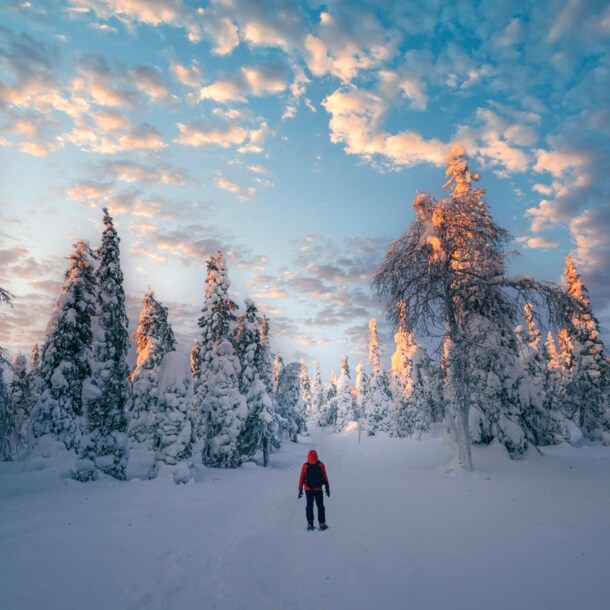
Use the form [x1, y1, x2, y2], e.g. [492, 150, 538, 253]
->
[298, 449, 330, 531]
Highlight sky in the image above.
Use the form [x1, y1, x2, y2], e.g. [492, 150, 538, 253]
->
[1, 0, 609, 377]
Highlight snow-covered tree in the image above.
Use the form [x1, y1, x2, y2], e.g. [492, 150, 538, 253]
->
[363, 320, 394, 434]
[276, 362, 307, 441]
[192, 251, 238, 442]
[32, 241, 96, 452]
[152, 352, 193, 483]
[299, 357, 313, 417]
[237, 376, 277, 466]
[202, 339, 248, 468]
[373, 146, 570, 469]
[515, 305, 561, 445]
[353, 361, 368, 421]
[128, 289, 176, 447]
[235, 299, 262, 395]
[9, 354, 34, 456]
[272, 350, 284, 394]
[77, 208, 129, 481]
[256, 316, 274, 393]
[319, 371, 338, 427]
[334, 355, 354, 431]
[560, 257, 609, 439]
[310, 360, 326, 423]
[0, 366, 13, 460]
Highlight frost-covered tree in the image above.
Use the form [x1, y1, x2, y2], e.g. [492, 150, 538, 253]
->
[152, 352, 193, 483]
[560, 257, 609, 439]
[319, 371, 338, 427]
[202, 339, 248, 468]
[129, 289, 176, 448]
[9, 354, 34, 456]
[235, 299, 262, 395]
[77, 208, 129, 481]
[299, 357, 312, 417]
[334, 355, 355, 431]
[0, 365, 13, 460]
[272, 350, 284, 395]
[32, 241, 96, 452]
[310, 360, 326, 423]
[373, 146, 570, 469]
[353, 361, 368, 421]
[515, 305, 561, 445]
[276, 362, 307, 441]
[256, 316, 274, 393]
[237, 376, 277, 466]
[363, 320, 394, 435]
[193, 251, 238, 442]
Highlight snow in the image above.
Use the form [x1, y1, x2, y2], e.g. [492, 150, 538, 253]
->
[2, 427, 610, 610]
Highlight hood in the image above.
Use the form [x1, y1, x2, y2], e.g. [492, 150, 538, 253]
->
[307, 450, 319, 464]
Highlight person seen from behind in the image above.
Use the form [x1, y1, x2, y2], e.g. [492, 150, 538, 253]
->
[298, 449, 330, 531]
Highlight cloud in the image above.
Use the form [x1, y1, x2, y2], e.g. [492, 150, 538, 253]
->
[199, 63, 289, 103]
[96, 159, 193, 185]
[323, 86, 445, 168]
[67, 0, 202, 42]
[214, 172, 256, 201]
[516, 236, 559, 249]
[64, 122, 165, 153]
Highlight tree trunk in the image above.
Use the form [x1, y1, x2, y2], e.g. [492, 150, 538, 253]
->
[262, 435, 269, 467]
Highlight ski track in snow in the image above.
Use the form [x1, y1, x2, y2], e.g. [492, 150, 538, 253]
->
[2, 428, 610, 610]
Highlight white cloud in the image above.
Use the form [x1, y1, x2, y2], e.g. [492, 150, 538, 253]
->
[214, 172, 256, 201]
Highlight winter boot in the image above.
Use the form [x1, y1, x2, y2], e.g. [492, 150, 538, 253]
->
[319, 523, 328, 531]
[307, 522, 315, 531]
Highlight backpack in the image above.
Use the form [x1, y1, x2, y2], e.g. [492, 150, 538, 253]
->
[305, 461, 324, 488]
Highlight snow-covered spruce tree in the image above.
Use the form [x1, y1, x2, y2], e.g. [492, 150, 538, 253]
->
[237, 375, 277, 466]
[276, 362, 307, 442]
[9, 354, 34, 456]
[319, 371, 338, 427]
[76, 208, 129, 481]
[363, 320, 394, 435]
[515, 305, 562, 445]
[272, 350, 284, 395]
[310, 360, 326, 424]
[299, 357, 313, 418]
[373, 146, 570, 469]
[202, 339, 248, 468]
[235, 300, 279, 462]
[192, 250, 239, 444]
[128, 289, 176, 448]
[560, 257, 609, 439]
[353, 361, 368, 421]
[152, 351, 193, 483]
[32, 241, 96, 452]
[0, 287, 14, 460]
[235, 299, 261, 395]
[334, 355, 355, 431]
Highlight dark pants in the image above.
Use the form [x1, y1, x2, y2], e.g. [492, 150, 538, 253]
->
[305, 490, 326, 524]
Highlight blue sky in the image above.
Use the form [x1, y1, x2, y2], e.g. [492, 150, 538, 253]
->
[1, 0, 609, 376]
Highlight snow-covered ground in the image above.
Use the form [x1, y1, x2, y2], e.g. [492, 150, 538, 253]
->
[2, 427, 610, 610]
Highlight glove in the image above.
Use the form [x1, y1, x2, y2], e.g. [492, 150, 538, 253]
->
[298, 490, 303, 499]
[325, 489, 330, 498]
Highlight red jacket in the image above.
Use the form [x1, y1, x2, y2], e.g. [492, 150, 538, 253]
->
[298, 449, 329, 492]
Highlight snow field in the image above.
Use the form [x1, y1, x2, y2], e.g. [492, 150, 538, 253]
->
[1, 427, 610, 610]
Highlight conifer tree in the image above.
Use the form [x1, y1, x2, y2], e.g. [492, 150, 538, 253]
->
[310, 360, 326, 424]
[299, 357, 312, 417]
[256, 316, 274, 393]
[32, 241, 96, 452]
[364, 320, 394, 434]
[193, 251, 239, 443]
[0, 365, 13, 460]
[560, 257, 609, 438]
[235, 299, 261, 395]
[129, 289, 176, 447]
[334, 355, 354, 431]
[353, 361, 368, 421]
[202, 339, 248, 467]
[276, 362, 307, 441]
[272, 350, 284, 394]
[319, 371, 338, 427]
[9, 354, 34, 456]
[77, 208, 129, 481]
[153, 352, 193, 483]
